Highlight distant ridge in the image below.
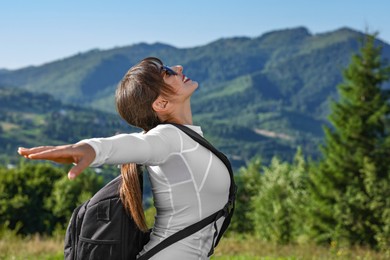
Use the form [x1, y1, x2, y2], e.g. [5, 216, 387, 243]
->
[1, 27, 389, 166]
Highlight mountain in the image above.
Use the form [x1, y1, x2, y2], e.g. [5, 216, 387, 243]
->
[0, 88, 137, 163]
[1, 27, 389, 167]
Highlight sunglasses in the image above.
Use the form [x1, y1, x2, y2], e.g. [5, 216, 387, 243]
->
[161, 65, 177, 76]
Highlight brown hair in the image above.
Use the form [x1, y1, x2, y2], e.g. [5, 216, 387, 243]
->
[115, 57, 174, 231]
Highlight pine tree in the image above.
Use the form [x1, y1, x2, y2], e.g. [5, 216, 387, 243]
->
[250, 148, 309, 244]
[230, 157, 262, 233]
[308, 33, 390, 249]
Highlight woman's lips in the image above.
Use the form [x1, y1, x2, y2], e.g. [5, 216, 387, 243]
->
[183, 74, 191, 83]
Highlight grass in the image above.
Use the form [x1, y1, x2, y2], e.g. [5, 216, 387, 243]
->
[212, 234, 389, 259]
[0, 122, 20, 131]
[0, 231, 388, 260]
[0, 233, 63, 260]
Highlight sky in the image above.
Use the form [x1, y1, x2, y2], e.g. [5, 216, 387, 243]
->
[1, 0, 390, 70]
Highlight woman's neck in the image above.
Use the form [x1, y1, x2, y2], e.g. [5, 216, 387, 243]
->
[173, 103, 193, 125]
[163, 99, 193, 125]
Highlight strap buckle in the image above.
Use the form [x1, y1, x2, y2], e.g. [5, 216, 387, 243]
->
[225, 184, 237, 216]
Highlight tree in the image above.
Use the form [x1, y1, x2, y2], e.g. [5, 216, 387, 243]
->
[0, 162, 105, 235]
[308, 33, 390, 250]
[0, 162, 63, 235]
[229, 157, 262, 233]
[45, 167, 104, 229]
[250, 149, 309, 244]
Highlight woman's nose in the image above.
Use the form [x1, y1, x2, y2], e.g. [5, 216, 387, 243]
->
[174, 65, 183, 74]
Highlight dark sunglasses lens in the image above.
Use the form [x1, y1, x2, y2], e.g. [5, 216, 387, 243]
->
[162, 66, 177, 76]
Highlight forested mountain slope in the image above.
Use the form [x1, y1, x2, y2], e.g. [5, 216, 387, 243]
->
[1, 27, 389, 166]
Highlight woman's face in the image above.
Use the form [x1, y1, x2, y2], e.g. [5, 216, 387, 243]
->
[162, 65, 198, 103]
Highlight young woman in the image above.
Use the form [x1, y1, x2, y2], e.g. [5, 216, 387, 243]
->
[18, 57, 230, 259]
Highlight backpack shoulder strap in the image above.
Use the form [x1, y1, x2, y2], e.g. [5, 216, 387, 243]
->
[170, 123, 236, 197]
[171, 123, 237, 250]
[137, 123, 237, 260]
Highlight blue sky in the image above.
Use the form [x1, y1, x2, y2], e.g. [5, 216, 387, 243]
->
[1, 0, 389, 69]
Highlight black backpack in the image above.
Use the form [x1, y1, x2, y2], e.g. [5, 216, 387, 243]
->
[64, 175, 150, 259]
[64, 124, 237, 259]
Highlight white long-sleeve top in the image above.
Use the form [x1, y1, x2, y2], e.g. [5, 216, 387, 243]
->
[81, 124, 230, 259]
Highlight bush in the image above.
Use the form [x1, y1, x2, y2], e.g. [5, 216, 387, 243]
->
[0, 162, 104, 235]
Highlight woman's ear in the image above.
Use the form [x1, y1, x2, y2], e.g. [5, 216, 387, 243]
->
[152, 96, 169, 112]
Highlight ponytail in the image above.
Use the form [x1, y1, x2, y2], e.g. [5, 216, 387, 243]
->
[120, 163, 148, 232]
[116, 57, 174, 232]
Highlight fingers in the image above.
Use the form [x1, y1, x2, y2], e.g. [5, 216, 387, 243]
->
[68, 158, 90, 180]
[18, 145, 74, 163]
[67, 144, 96, 179]
[18, 143, 96, 180]
[18, 146, 56, 157]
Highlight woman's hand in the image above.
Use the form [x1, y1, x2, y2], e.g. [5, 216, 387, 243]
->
[18, 143, 96, 180]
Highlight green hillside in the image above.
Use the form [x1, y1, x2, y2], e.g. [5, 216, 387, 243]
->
[1, 27, 389, 167]
[0, 88, 137, 163]
[2, 27, 379, 114]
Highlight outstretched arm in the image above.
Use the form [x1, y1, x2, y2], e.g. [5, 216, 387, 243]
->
[18, 143, 96, 180]
[18, 126, 174, 179]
